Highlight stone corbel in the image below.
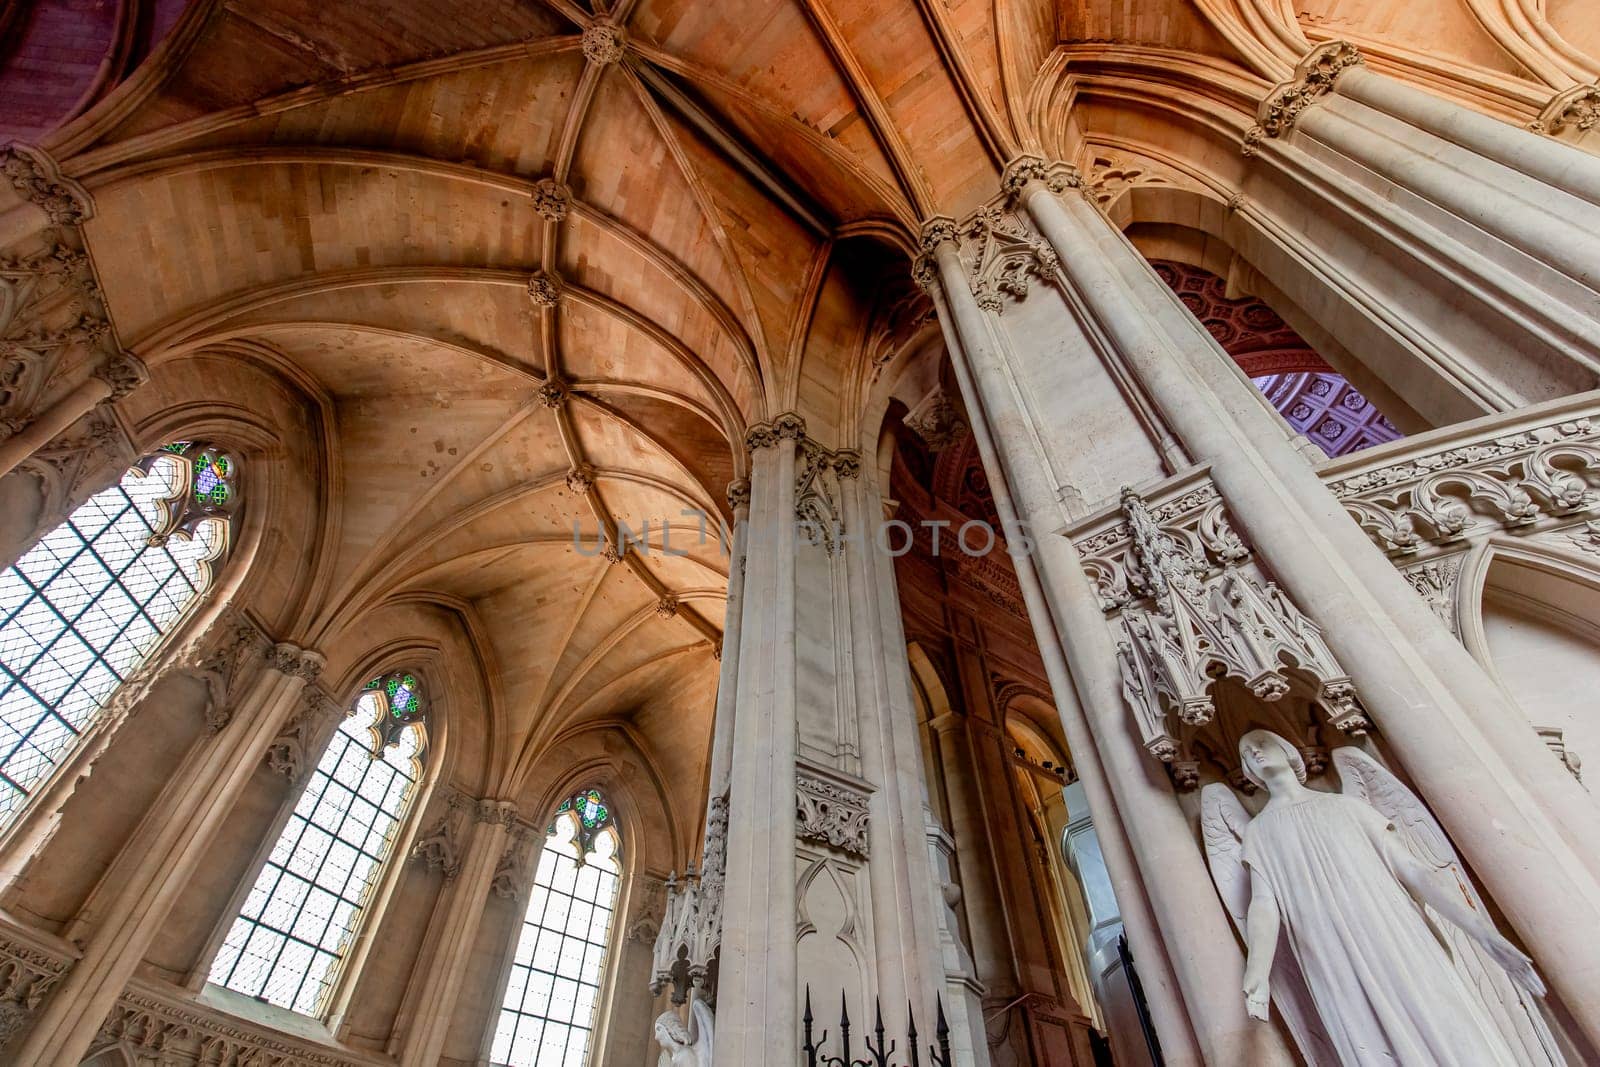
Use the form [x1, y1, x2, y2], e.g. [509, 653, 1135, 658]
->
[1530, 82, 1600, 137]
[176, 612, 273, 733]
[412, 789, 475, 881]
[0, 144, 94, 226]
[1242, 40, 1364, 156]
[265, 684, 342, 782]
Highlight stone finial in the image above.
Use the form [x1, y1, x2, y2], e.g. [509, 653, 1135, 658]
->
[582, 19, 627, 65]
[0, 143, 94, 225]
[532, 178, 571, 221]
[528, 269, 563, 307]
[93, 352, 148, 400]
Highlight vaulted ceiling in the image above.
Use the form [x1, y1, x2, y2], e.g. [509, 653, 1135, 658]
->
[3, 0, 1596, 800]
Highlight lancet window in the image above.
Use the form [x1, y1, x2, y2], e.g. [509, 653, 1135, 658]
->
[491, 787, 621, 1067]
[0, 441, 236, 827]
[208, 671, 428, 1015]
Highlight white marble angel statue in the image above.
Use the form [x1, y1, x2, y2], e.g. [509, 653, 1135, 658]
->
[1201, 729, 1563, 1067]
[655, 999, 713, 1067]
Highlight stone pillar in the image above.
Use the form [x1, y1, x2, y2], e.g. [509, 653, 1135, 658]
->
[0, 353, 145, 480]
[1241, 41, 1600, 415]
[707, 480, 751, 807]
[716, 423, 801, 1064]
[921, 219, 1280, 1066]
[715, 417, 948, 1065]
[926, 711, 1015, 999]
[1006, 159, 1600, 1046]
[395, 799, 515, 1067]
[12, 640, 323, 1066]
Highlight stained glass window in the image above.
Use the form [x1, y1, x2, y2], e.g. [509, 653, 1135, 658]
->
[492, 791, 621, 1067]
[0, 446, 232, 828]
[208, 678, 427, 1016]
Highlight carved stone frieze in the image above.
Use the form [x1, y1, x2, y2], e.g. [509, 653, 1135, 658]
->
[795, 768, 871, 858]
[0, 928, 70, 1049]
[1326, 414, 1600, 557]
[0, 144, 93, 226]
[97, 981, 380, 1066]
[1243, 40, 1364, 155]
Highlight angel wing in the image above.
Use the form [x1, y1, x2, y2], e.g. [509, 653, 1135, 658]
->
[690, 999, 714, 1067]
[1334, 747, 1567, 1066]
[1201, 785, 1340, 1067]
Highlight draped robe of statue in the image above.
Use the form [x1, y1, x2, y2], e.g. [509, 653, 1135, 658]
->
[1242, 790, 1522, 1065]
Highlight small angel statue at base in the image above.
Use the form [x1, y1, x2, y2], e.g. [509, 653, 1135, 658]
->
[1203, 729, 1562, 1067]
[655, 999, 713, 1067]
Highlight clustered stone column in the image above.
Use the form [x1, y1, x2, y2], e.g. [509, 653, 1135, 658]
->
[14, 632, 324, 1066]
[397, 798, 518, 1067]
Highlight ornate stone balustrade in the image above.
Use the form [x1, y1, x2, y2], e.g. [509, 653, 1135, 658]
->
[1319, 392, 1600, 559]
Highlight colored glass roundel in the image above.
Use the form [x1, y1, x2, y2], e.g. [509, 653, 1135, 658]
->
[550, 788, 614, 866]
[362, 671, 428, 754]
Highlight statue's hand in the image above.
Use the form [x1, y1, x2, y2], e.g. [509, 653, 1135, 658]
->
[1243, 973, 1271, 1021]
[1481, 930, 1546, 998]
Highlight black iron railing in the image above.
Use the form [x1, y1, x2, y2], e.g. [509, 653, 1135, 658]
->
[800, 985, 953, 1067]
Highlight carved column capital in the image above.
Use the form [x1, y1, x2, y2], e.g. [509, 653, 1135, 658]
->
[531, 178, 571, 221]
[475, 798, 520, 825]
[1000, 154, 1080, 198]
[1243, 40, 1364, 155]
[725, 477, 751, 511]
[745, 411, 807, 451]
[581, 19, 627, 64]
[0, 144, 94, 225]
[918, 215, 960, 255]
[528, 269, 563, 307]
[92, 352, 148, 400]
[268, 642, 325, 682]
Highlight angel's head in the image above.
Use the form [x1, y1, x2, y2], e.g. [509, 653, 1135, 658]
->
[1238, 730, 1306, 791]
[654, 1010, 690, 1047]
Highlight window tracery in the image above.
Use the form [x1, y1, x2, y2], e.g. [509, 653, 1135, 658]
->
[207, 674, 428, 1016]
[0, 442, 233, 827]
[492, 788, 621, 1067]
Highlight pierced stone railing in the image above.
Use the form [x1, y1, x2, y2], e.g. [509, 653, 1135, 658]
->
[1319, 391, 1600, 560]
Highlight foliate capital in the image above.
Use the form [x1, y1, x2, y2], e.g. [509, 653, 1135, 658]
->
[1000, 155, 1080, 198]
[528, 269, 563, 307]
[1530, 82, 1600, 136]
[532, 178, 571, 221]
[582, 19, 627, 65]
[94, 352, 148, 400]
[1244, 39, 1363, 153]
[918, 216, 959, 255]
[744, 411, 807, 452]
[0, 143, 94, 225]
[726, 478, 751, 511]
[270, 643, 325, 682]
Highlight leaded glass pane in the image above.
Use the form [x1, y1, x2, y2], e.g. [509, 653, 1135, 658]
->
[0, 453, 227, 828]
[491, 800, 620, 1067]
[209, 688, 425, 1016]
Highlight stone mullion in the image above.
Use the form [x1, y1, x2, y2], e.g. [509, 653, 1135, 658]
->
[11, 643, 323, 1067]
[920, 225, 1222, 1067]
[394, 799, 515, 1067]
[1009, 161, 1600, 1048]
